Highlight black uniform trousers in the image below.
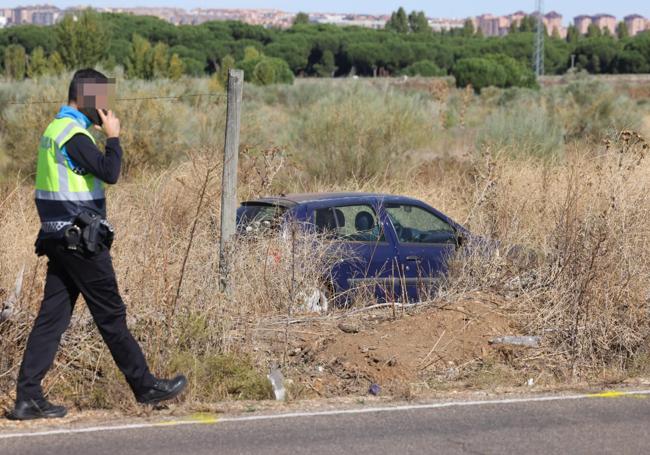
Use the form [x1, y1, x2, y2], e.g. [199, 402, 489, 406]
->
[16, 240, 155, 402]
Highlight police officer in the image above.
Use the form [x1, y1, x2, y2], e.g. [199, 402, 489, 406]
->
[8, 69, 187, 421]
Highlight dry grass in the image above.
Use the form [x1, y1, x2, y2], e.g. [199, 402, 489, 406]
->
[1, 76, 650, 412]
[439, 131, 650, 380]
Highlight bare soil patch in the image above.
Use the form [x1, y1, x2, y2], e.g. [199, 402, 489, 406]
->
[273, 299, 515, 398]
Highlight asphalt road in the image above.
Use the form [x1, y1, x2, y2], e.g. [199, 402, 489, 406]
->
[2, 391, 650, 455]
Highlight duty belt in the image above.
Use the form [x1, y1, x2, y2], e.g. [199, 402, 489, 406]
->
[41, 219, 113, 233]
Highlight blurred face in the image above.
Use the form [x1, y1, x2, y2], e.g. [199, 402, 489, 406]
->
[76, 78, 116, 125]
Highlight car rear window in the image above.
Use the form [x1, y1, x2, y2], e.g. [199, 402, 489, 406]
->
[237, 204, 287, 232]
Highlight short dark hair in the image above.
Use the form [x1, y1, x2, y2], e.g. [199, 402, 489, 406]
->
[68, 68, 108, 103]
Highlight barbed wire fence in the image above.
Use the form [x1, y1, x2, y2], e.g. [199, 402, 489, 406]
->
[6, 92, 228, 105]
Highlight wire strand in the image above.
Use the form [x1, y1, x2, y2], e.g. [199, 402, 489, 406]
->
[6, 92, 227, 105]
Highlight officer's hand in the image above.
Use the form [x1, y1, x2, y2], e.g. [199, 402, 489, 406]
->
[97, 109, 120, 139]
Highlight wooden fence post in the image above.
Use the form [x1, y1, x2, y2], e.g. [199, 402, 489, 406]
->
[219, 69, 244, 293]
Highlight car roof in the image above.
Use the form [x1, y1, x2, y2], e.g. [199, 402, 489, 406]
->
[241, 192, 422, 208]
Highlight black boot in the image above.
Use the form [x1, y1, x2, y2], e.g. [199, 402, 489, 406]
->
[136, 375, 188, 405]
[7, 399, 67, 421]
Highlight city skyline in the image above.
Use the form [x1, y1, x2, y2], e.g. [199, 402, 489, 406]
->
[2, 1, 649, 23]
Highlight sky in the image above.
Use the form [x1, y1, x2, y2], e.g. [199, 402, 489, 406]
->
[5, 1, 650, 22]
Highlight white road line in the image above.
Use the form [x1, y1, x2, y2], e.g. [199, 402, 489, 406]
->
[2, 389, 649, 440]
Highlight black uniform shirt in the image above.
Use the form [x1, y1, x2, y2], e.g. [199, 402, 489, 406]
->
[65, 134, 123, 185]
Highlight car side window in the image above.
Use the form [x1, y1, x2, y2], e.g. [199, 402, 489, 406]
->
[314, 205, 385, 242]
[384, 204, 455, 244]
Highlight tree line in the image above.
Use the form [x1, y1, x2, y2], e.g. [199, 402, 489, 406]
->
[1, 8, 649, 89]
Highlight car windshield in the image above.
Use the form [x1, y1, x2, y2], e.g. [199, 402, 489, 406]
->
[237, 204, 287, 233]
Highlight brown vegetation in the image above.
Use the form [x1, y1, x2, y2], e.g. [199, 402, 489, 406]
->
[1, 75, 650, 414]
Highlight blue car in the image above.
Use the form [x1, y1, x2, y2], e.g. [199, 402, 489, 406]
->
[236, 192, 468, 302]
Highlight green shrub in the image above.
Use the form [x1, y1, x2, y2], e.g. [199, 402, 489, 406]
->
[485, 54, 537, 89]
[453, 54, 537, 92]
[252, 59, 275, 85]
[476, 93, 564, 159]
[401, 60, 446, 77]
[267, 57, 294, 84]
[169, 351, 273, 401]
[556, 79, 639, 142]
[452, 57, 507, 92]
[242, 56, 294, 86]
[291, 84, 438, 181]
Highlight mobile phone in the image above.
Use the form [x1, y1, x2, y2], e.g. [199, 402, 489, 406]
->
[97, 109, 108, 126]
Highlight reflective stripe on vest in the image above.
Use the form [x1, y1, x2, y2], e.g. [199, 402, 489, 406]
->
[35, 118, 105, 202]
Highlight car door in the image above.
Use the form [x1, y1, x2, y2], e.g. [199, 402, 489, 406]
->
[383, 202, 458, 301]
[309, 202, 399, 302]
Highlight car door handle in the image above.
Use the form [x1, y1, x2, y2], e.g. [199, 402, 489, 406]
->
[406, 256, 421, 262]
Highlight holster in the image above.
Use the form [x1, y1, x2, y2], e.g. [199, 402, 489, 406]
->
[76, 212, 102, 254]
[65, 213, 115, 254]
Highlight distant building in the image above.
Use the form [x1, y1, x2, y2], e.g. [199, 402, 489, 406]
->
[476, 14, 510, 36]
[624, 14, 647, 36]
[311, 13, 387, 29]
[508, 10, 527, 28]
[574, 15, 592, 34]
[31, 10, 55, 25]
[0, 5, 644, 39]
[427, 18, 464, 32]
[592, 13, 617, 34]
[544, 11, 564, 37]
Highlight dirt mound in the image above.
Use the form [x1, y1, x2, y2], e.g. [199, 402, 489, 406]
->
[289, 299, 513, 397]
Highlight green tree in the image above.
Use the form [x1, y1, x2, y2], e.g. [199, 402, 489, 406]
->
[462, 19, 475, 37]
[126, 34, 153, 79]
[252, 59, 275, 85]
[314, 50, 336, 77]
[168, 53, 184, 80]
[347, 42, 384, 76]
[615, 50, 648, 73]
[586, 24, 601, 38]
[616, 21, 629, 39]
[3, 44, 27, 80]
[518, 16, 536, 32]
[408, 11, 431, 33]
[573, 37, 619, 73]
[55, 10, 109, 68]
[243, 46, 260, 61]
[566, 25, 579, 43]
[217, 55, 235, 85]
[5, 25, 56, 54]
[622, 33, 650, 70]
[151, 42, 169, 78]
[47, 51, 65, 75]
[293, 12, 310, 26]
[27, 46, 48, 78]
[386, 7, 409, 33]
[265, 40, 310, 73]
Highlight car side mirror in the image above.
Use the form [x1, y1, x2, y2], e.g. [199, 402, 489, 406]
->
[455, 232, 465, 248]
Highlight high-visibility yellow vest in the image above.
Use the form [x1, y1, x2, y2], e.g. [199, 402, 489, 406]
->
[34, 117, 106, 230]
